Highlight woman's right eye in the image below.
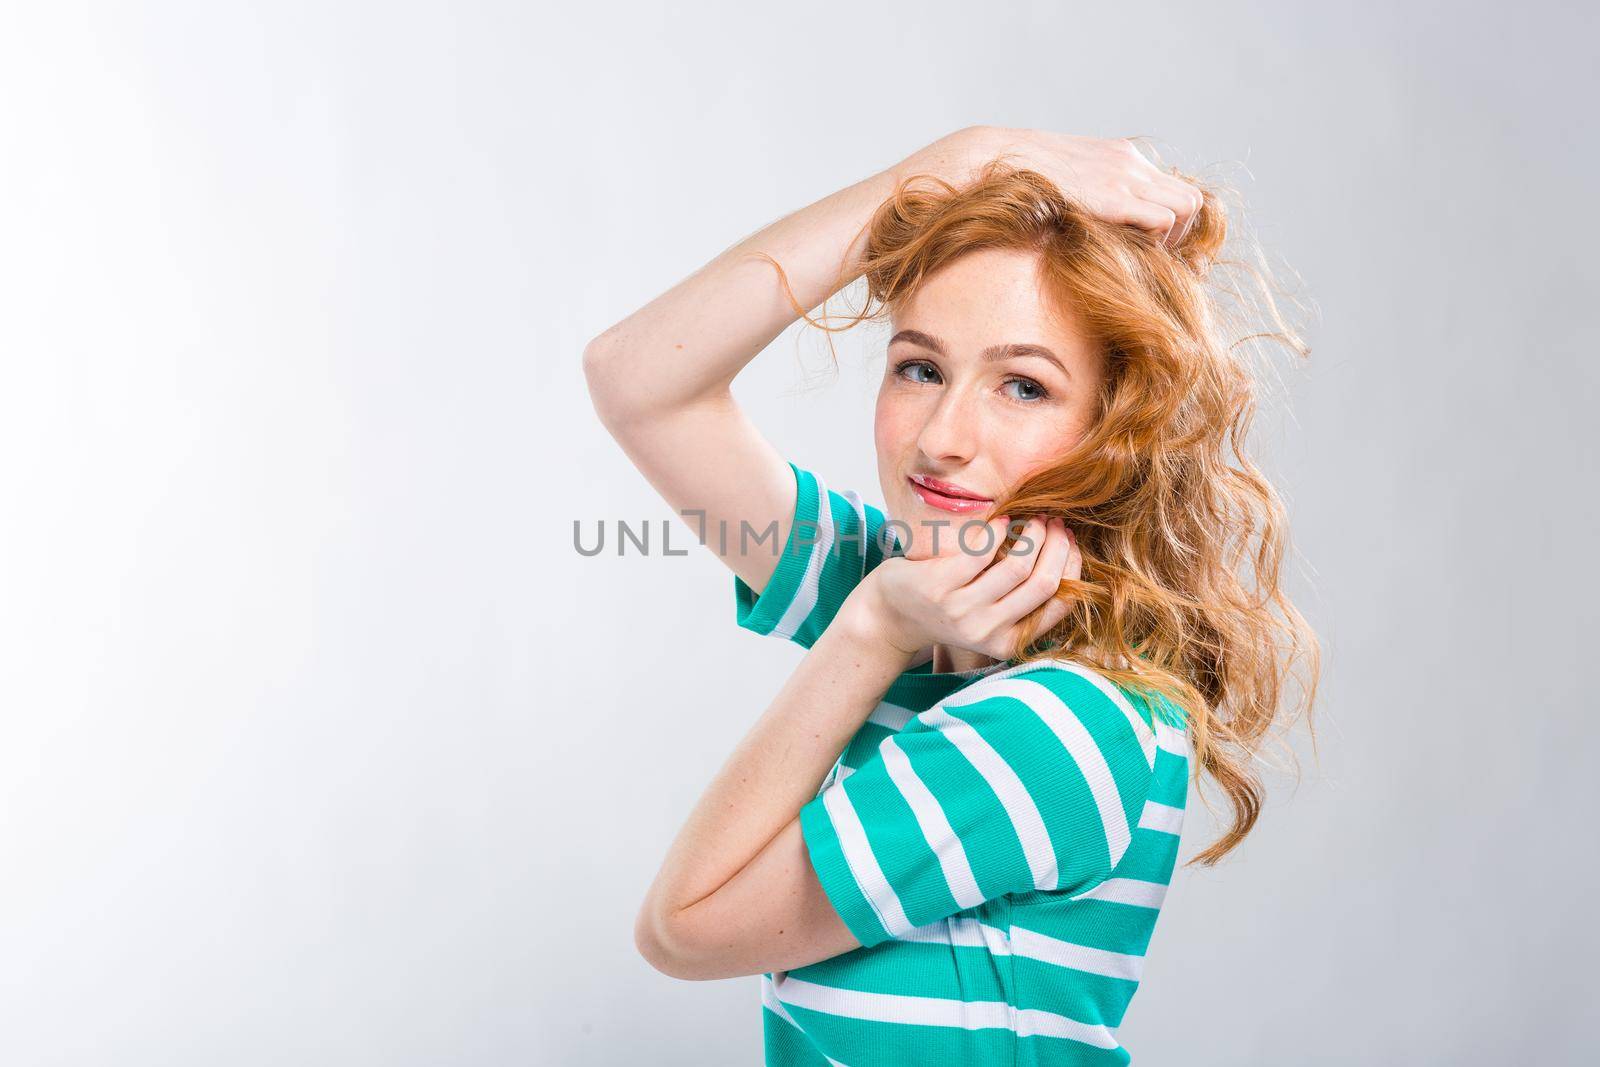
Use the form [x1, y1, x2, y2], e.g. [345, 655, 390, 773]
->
[894, 360, 940, 384]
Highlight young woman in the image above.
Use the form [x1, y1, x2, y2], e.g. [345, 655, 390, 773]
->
[584, 125, 1319, 1065]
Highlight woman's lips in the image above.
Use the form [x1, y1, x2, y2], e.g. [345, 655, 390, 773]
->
[908, 476, 995, 514]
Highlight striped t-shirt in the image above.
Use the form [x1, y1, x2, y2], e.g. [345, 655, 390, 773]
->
[733, 460, 1192, 1067]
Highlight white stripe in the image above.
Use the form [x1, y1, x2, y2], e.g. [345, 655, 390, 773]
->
[894, 914, 1010, 952]
[873, 914, 1161, 981]
[772, 973, 1010, 1028]
[822, 778, 912, 937]
[880, 736, 984, 909]
[1014, 1006, 1120, 1048]
[965, 656, 1194, 765]
[1043, 661, 1157, 770]
[1139, 799, 1185, 835]
[1155, 718, 1187, 757]
[769, 974, 1118, 1049]
[773, 472, 836, 641]
[868, 700, 917, 731]
[1071, 876, 1168, 909]
[1010, 925, 1145, 982]
[762, 975, 852, 1067]
[841, 488, 869, 574]
[918, 705, 1059, 890]
[947, 677, 1135, 870]
[815, 757, 843, 796]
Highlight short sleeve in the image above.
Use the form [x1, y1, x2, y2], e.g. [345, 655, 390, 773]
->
[797, 663, 1159, 949]
[733, 461, 899, 650]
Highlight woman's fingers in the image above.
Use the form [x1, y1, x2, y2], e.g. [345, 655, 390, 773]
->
[1103, 143, 1201, 246]
[944, 515, 1088, 659]
[1027, 587, 1074, 643]
[1135, 173, 1204, 248]
[940, 513, 1016, 586]
[989, 517, 1074, 624]
[992, 523, 1079, 652]
[1108, 196, 1180, 242]
[954, 515, 1049, 606]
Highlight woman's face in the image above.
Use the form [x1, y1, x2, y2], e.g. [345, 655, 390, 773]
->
[876, 247, 1106, 561]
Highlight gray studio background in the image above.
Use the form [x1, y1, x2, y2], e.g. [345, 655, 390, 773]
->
[2, 2, 1594, 1064]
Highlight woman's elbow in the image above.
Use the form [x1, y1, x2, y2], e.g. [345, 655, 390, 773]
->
[634, 903, 713, 981]
[636, 908, 700, 979]
[581, 342, 635, 432]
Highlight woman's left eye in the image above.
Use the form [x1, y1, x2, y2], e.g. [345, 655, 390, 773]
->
[895, 360, 939, 384]
[1004, 377, 1049, 402]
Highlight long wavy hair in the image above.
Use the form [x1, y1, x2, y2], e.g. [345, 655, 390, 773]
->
[753, 153, 1320, 867]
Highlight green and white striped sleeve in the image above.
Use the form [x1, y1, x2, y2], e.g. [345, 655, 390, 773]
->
[733, 461, 899, 650]
[797, 663, 1160, 949]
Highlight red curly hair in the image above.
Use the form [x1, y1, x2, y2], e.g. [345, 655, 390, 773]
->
[753, 155, 1321, 866]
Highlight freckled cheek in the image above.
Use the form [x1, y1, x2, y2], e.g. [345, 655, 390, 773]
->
[1004, 424, 1086, 484]
[873, 394, 918, 461]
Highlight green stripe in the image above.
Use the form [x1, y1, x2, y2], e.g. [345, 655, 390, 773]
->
[733, 462, 818, 638]
[792, 941, 1010, 1001]
[1109, 827, 1184, 885]
[904, 723, 1034, 903]
[1011, 898, 1160, 957]
[763, 1008, 836, 1067]
[1145, 749, 1190, 808]
[1015, 1032, 1132, 1066]
[781, 1003, 1019, 1065]
[943, 691, 1120, 894]
[1009, 957, 1140, 1026]
[839, 753, 965, 927]
[842, 720, 897, 768]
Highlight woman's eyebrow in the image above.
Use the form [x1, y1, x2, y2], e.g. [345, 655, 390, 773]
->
[889, 328, 1070, 379]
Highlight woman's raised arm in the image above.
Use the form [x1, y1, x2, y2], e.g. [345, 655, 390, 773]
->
[581, 129, 988, 596]
[581, 127, 1202, 597]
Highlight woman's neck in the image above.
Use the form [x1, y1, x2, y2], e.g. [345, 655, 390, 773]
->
[931, 642, 998, 675]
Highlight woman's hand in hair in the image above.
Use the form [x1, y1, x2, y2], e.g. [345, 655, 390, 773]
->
[905, 126, 1204, 248]
[848, 514, 1079, 663]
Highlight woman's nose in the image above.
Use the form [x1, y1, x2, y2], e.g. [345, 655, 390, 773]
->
[915, 388, 981, 464]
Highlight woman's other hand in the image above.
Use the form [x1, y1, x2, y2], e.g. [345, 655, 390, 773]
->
[848, 514, 1080, 662]
[897, 125, 1204, 248]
